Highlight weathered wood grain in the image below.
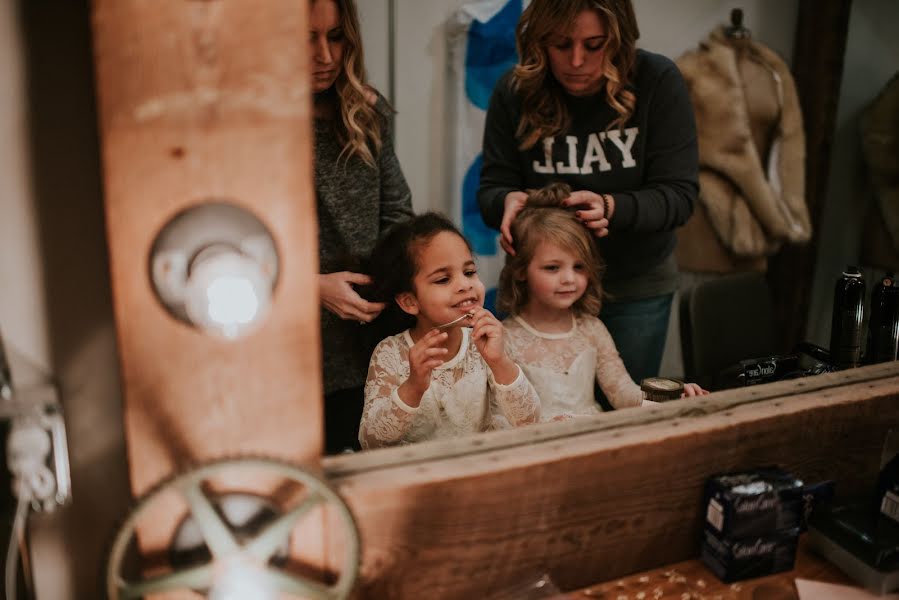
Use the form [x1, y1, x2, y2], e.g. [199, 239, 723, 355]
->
[331, 370, 899, 598]
[90, 0, 321, 556]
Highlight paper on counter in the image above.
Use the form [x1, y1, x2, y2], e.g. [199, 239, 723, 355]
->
[795, 578, 899, 600]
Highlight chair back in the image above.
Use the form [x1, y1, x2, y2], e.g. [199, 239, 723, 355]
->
[680, 272, 776, 390]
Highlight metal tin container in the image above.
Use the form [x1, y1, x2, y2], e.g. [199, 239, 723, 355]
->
[640, 377, 684, 402]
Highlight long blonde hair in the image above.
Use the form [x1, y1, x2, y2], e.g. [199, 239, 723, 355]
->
[315, 0, 383, 166]
[512, 0, 639, 150]
[497, 183, 604, 315]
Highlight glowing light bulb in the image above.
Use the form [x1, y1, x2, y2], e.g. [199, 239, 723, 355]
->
[184, 251, 272, 339]
[209, 561, 276, 600]
[149, 203, 279, 339]
[206, 276, 260, 327]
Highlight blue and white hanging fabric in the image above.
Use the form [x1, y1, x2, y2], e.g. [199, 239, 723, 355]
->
[447, 0, 525, 314]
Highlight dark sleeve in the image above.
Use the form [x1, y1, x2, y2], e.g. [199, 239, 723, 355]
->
[377, 102, 413, 231]
[477, 75, 524, 230]
[609, 61, 699, 233]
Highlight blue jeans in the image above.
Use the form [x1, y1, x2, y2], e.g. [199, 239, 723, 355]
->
[600, 293, 674, 387]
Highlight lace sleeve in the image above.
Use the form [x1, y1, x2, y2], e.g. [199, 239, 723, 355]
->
[488, 364, 541, 426]
[587, 317, 644, 408]
[359, 336, 419, 449]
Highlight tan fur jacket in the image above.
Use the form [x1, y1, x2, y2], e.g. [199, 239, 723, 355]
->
[675, 28, 810, 273]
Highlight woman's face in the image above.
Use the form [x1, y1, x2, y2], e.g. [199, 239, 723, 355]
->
[546, 9, 608, 97]
[309, 0, 345, 93]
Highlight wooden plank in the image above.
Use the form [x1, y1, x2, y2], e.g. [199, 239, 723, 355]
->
[324, 362, 899, 476]
[89, 0, 321, 552]
[331, 374, 899, 598]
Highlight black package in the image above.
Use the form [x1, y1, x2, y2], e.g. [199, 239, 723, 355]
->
[704, 468, 805, 539]
[701, 527, 800, 583]
[739, 354, 800, 386]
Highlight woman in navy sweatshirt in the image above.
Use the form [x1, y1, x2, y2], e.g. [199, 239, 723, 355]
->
[478, 0, 698, 386]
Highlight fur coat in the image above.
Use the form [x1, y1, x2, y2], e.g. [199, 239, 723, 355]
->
[675, 28, 810, 273]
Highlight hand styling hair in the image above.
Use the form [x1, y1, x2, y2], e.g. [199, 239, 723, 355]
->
[497, 183, 605, 315]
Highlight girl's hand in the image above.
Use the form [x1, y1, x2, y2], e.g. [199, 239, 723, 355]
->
[681, 383, 709, 398]
[562, 190, 613, 238]
[319, 272, 386, 323]
[399, 329, 449, 407]
[499, 191, 528, 255]
[470, 308, 518, 384]
[470, 308, 504, 363]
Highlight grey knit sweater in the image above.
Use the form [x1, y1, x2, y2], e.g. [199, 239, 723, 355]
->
[315, 94, 413, 394]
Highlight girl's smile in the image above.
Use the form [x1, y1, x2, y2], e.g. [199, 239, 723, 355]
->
[399, 231, 486, 332]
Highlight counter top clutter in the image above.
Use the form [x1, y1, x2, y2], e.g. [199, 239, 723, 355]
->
[552, 458, 899, 600]
[700, 468, 807, 582]
[553, 537, 851, 600]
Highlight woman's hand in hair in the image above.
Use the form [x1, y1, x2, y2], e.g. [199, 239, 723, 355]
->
[319, 272, 386, 323]
[398, 329, 449, 407]
[499, 191, 529, 255]
[562, 190, 613, 238]
[470, 308, 518, 385]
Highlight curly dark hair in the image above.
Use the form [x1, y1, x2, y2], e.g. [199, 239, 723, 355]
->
[365, 212, 471, 305]
[497, 183, 604, 315]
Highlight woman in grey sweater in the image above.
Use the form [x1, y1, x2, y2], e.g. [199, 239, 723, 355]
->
[310, 0, 413, 453]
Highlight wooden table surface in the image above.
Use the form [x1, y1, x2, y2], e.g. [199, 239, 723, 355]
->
[552, 538, 853, 600]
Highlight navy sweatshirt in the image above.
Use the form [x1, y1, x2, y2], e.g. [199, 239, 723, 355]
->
[478, 50, 698, 300]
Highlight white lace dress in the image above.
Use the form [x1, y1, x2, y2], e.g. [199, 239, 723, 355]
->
[503, 314, 644, 421]
[359, 327, 541, 449]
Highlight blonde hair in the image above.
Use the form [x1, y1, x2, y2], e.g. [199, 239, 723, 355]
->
[315, 0, 384, 166]
[497, 183, 604, 315]
[512, 0, 639, 150]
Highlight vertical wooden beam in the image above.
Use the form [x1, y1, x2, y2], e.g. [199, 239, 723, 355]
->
[90, 0, 320, 520]
[768, 0, 853, 352]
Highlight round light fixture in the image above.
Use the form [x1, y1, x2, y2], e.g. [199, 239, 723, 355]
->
[150, 202, 279, 340]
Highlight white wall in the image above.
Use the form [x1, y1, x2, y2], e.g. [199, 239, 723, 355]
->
[0, 0, 49, 369]
[356, 0, 390, 98]
[360, 0, 799, 214]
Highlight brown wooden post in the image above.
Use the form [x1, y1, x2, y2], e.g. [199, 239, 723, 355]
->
[768, 0, 853, 352]
[89, 0, 321, 547]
